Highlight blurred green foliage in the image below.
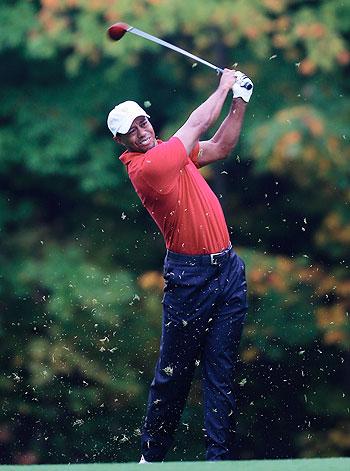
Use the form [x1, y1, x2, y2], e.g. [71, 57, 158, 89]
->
[0, 0, 349, 465]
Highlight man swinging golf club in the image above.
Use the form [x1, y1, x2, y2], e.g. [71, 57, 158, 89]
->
[107, 68, 253, 462]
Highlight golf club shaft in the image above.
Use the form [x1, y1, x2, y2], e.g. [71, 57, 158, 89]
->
[126, 26, 224, 74]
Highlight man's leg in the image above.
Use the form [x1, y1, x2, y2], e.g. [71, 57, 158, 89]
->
[141, 258, 213, 462]
[202, 252, 248, 460]
[141, 316, 201, 461]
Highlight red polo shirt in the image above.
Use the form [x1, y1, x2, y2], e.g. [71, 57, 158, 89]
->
[119, 137, 230, 254]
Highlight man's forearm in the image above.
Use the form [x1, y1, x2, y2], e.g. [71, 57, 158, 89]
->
[174, 69, 236, 155]
[197, 70, 253, 166]
[210, 98, 247, 156]
[186, 86, 231, 135]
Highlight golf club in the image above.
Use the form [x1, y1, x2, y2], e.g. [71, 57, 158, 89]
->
[107, 22, 252, 90]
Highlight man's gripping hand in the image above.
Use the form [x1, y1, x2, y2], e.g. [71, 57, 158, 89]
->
[232, 71, 254, 103]
[218, 68, 238, 92]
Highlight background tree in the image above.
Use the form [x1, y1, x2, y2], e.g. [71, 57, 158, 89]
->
[0, 0, 349, 464]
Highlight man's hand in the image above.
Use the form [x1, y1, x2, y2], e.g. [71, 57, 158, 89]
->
[232, 71, 254, 103]
[219, 68, 238, 92]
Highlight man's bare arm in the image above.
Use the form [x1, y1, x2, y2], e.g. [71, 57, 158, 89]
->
[197, 98, 247, 167]
[174, 69, 236, 155]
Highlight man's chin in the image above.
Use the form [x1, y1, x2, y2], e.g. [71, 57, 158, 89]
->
[138, 139, 156, 152]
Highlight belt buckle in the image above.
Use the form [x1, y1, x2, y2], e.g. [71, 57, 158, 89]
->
[210, 252, 220, 265]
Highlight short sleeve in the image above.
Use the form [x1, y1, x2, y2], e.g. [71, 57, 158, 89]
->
[188, 142, 201, 168]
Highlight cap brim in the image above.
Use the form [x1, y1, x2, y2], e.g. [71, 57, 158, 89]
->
[118, 112, 150, 135]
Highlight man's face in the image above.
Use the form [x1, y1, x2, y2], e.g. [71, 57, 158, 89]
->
[114, 116, 156, 153]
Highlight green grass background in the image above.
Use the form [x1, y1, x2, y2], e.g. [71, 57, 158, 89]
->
[1, 458, 349, 470]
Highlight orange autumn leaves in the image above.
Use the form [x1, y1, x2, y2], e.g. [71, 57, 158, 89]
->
[251, 104, 348, 183]
[317, 212, 350, 248]
[138, 270, 164, 292]
[34, 1, 349, 76]
[137, 252, 349, 352]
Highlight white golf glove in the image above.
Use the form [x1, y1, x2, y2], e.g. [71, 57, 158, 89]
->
[232, 71, 254, 103]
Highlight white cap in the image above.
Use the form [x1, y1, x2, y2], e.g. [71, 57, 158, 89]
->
[107, 101, 150, 136]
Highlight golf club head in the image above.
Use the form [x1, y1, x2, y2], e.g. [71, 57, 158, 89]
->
[108, 22, 130, 41]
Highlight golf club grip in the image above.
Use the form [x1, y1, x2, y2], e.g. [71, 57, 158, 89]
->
[215, 68, 252, 90]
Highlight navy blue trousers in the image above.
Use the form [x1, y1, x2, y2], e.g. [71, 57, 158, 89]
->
[141, 247, 248, 461]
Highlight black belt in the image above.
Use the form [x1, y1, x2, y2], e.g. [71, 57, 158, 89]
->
[166, 244, 232, 266]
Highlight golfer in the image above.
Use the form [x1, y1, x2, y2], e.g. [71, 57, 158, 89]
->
[107, 69, 253, 462]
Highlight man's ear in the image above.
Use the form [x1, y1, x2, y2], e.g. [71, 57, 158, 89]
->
[113, 135, 123, 145]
